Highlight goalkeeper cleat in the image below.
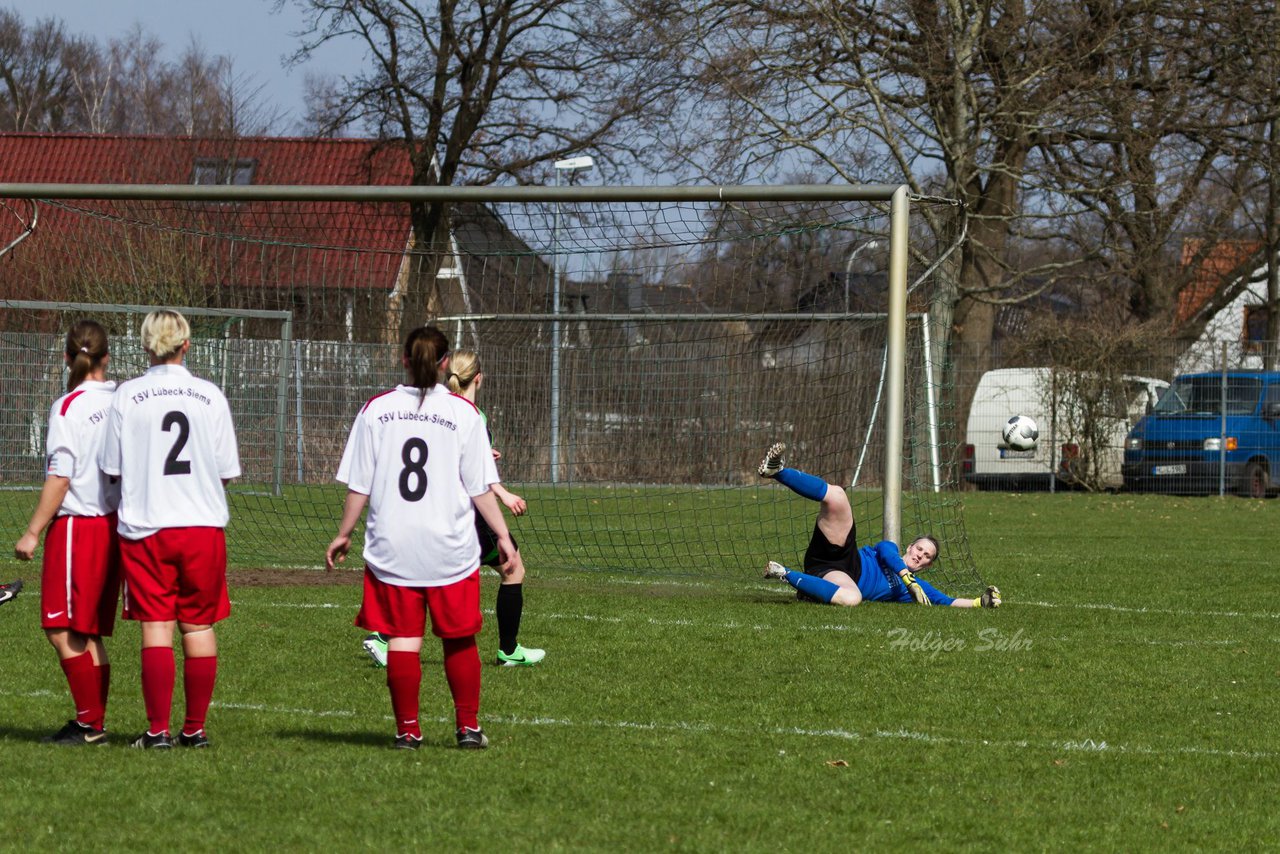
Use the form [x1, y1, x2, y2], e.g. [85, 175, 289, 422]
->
[455, 726, 489, 749]
[981, 585, 1002, 609]
[496, 644, 546, 667]
[362, 633, 389, 668]
[0, 578, 22, 607]
[763, 560, 789, 580]
[757, 442, 787, 478]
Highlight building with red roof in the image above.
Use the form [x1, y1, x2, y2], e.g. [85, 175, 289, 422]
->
[0, 133, 548, 340]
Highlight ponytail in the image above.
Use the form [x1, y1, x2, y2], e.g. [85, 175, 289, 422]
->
[445, 350, 481, 395]
[403, 326, 450, 407]
[65, 319, 109, 392]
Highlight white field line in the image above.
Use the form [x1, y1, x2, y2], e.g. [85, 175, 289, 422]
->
[1017, 599, 1280, 620]
[254, 600, 1276, 643]
[4, 687, 1265, 761]
[231, 570, 1280, 620]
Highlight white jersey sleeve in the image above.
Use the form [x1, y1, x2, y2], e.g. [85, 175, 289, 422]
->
[46, 381, 120, 517]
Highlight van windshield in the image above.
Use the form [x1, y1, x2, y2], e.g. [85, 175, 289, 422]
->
[1153, 377, 1261, 415]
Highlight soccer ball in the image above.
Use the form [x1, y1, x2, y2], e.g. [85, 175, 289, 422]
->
[1002, 415, 1039, 451]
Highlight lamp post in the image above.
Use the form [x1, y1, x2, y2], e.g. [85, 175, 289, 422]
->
[843, 239, 881, 314]
[550, 155, 593, 484]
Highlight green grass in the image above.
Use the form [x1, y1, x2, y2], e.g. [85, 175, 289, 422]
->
[1, 492, 1278, 851]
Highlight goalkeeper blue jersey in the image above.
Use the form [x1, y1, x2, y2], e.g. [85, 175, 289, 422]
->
[856, 541, 955, 606]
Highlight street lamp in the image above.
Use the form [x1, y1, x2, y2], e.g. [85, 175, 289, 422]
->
[843, 239, 881, 314]
[550, 155, 594, 484]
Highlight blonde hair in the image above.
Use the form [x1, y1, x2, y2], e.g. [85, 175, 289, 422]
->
[446, 349, 481, 394]
[140, 310, 191, 360]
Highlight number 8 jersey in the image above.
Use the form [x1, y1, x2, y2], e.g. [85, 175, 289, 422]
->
[98, 363, 242, 540]
[336, 384, 498, 587]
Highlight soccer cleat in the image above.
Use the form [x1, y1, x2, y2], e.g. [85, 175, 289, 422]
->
[362, 633, 388, 668]
[757, 442, 787, 478]
[495, 644, 546, 667]
[0, 578, 22, 607]
[131, 730, 173, 750]
[394, 733, 422, 750]
[42, 719, 108, 746]
[178, 730, 210, 749]
[763, 560, 789, 580]
[455, 726, 489, 749]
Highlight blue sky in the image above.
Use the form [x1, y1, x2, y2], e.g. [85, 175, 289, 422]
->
[3, 0, 368, 130]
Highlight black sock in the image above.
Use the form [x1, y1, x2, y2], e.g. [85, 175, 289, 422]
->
[496, 583, 523, 655]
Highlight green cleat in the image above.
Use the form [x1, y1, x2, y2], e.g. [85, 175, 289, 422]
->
[495, 644, 546, 667]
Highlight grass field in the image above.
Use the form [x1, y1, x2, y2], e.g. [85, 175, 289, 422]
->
[1, 491, 1277, 851]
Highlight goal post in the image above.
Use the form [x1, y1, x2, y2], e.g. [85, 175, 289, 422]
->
[0, 180, 981, 588]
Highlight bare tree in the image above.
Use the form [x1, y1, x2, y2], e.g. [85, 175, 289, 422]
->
[1, 11, 283, 137]
[283, 0, 681, 335]
[0, 10, 98, 131]
[1034, 5, 1268, 338]
[641, 0, 1277, 425]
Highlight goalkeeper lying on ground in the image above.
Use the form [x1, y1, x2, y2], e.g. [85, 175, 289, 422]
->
[757, 443, 1000, 609]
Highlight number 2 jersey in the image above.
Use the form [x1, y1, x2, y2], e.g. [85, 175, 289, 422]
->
[336, 383, 499, 588]
[98, 363, 242, 540]
[45, 380, 121, 517]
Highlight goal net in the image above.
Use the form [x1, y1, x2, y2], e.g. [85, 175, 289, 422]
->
[0, 189, 981, 590]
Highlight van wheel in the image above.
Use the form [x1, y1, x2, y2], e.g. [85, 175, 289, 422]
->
[1243, 461, 1269, 499]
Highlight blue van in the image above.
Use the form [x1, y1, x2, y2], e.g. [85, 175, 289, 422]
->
[1122, 371, 1280, 497]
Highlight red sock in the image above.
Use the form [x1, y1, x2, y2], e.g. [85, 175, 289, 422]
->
[140, 646, 175, 735]
[59, 651, 101, 728]
[94, 662, 111, 730]
[182, 655, 218, 736]
[386, 650, 422, 739]
[442, 636, 481, 730]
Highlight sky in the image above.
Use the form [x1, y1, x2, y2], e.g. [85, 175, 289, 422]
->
[3, 0, 369, 132]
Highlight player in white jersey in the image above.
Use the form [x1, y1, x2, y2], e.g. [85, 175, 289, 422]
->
[98, 310, 241, 750]
[14, 320, 121, 745]
[326, 326, 522, 750]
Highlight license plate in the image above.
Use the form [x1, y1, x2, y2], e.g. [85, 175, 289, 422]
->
[999, 449, 1035, 460]
[1153, 464, 1186, 475]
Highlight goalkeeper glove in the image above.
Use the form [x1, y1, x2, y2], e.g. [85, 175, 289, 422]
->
[979, 585, 1002, 609]
[900, 570, 930, 606]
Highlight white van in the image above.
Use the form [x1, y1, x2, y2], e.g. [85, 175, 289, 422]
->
[963, 368, 1167, 491]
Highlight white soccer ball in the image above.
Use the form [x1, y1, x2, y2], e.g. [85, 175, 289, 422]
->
[1002, 414, 1039, 451]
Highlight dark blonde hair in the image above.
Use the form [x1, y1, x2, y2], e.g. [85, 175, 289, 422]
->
[65, 320, 108, 392]
[445, 350, 481, 395]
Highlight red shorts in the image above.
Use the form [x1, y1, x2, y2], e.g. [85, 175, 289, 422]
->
[40, 514, 121, 636]
[356, 567, 482, 639]
[119, 527, 230, 624]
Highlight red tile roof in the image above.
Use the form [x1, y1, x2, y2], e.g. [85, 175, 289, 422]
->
[1175, 238, 1262, 326]
[0, 133, 416, 293]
